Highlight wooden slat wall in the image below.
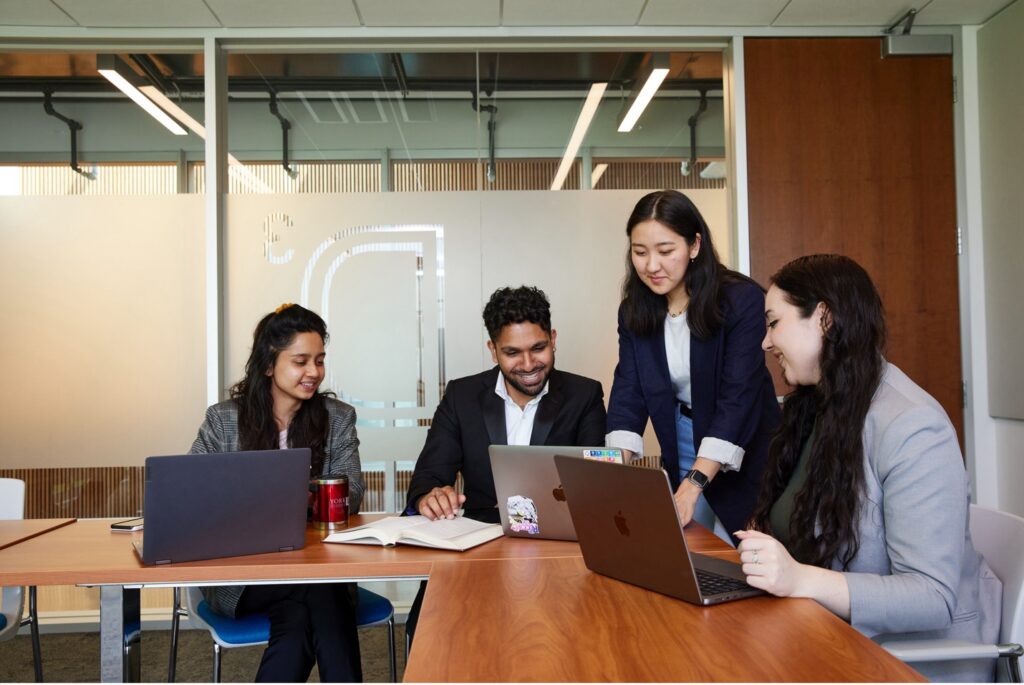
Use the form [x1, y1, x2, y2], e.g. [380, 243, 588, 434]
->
[595, 161, 725, 191]
[18, 163, 177, 195]
[192, 160, 382, 194]
[0, 466, 389, 519]
[0, 467, 144, 519]
[392, 159, 724, 192]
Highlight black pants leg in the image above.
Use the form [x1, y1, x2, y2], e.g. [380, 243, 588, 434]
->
[238, 583, 362, 683]
[404, 581, 428, 645]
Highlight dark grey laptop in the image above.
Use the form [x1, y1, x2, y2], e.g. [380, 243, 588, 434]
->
[133, 449, 311, 565]
[554, 455, 763, 605]
[489, 445, 623, 541]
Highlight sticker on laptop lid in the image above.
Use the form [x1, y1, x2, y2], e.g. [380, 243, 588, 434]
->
[507, 495, 540, 535]
[582, 449, 624, 464]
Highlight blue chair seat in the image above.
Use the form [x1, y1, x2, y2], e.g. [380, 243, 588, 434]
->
[195, 601, 270, 645]
[175, 586, 397, 683]
[195, 587, 392, 646]
[0, 613, 6, 630]
[356, 587, 393, 625]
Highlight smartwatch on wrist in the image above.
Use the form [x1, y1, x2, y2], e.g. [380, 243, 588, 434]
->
[684, 468, 710, 490]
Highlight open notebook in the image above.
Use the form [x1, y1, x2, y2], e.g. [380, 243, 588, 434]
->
[323, 515, 502, 551]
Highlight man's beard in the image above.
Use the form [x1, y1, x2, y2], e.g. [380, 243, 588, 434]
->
[502, 364, 551, 398]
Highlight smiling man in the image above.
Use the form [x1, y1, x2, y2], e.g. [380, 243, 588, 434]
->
[405, 286, 607, 523]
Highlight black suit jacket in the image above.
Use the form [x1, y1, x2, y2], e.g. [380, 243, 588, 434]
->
[405, 367, 607, 523]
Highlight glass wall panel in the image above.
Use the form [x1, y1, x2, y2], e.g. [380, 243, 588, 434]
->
[0, 50, 207, 476]
[223, 48, 729, 512]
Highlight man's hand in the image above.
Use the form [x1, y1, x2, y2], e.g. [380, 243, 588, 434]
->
[417, 486, 466, 520]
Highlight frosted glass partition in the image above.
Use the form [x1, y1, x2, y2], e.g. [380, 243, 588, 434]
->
[0, 195, 207, 468]
[226, 189, 729, 501]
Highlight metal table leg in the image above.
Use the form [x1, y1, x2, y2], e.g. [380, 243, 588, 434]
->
[99, 585, 141, 683]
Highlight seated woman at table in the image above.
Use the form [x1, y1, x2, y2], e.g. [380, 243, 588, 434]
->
[189, 303, 365, 683]
[736, 254, 1001, 682]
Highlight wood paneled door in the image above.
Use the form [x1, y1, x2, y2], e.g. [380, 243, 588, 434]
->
[745, 37, 962, 440]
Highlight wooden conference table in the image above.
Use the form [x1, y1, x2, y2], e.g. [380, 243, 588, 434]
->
[0, 516, 924, 683]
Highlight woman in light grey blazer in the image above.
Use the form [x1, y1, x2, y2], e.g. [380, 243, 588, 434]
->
[189, 303, 365, 683]
[736, 255, 1001, 682]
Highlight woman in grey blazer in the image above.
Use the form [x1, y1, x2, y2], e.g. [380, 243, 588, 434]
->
[736, 255, 1001, 682]
[189, 303, 365, 683]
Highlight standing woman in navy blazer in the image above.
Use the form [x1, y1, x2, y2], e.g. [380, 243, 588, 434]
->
[606, 190, 779, 538]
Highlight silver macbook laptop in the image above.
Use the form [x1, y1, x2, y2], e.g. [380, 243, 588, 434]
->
[554, 455, 763, 605]
[489, 445, 623, 541]
[133, 448, 311, 565]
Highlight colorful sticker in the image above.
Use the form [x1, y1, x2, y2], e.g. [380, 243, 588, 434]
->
[583, 449, 624, 464]
[507, 495, 540, 535]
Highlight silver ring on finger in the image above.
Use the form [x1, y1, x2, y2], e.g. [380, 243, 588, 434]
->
[752, 550, 759, 565]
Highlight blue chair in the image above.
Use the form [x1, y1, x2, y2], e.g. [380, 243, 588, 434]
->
[0, 478, 43, 682]
[168, 585, 397, 682]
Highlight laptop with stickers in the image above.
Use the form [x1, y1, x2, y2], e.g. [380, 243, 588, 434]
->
[488, 445, 623, 541]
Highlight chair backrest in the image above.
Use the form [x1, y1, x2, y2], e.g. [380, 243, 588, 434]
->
[0, 479, 25, 520]
[969, 504, 1024, 645]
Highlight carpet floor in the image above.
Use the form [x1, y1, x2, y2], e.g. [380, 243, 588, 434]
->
[0, 623, 407, 683]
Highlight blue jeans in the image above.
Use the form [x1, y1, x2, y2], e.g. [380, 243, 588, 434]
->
[676, 410, 718, 533]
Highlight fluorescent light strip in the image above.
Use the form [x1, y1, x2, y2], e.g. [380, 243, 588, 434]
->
[617, 67, 670, 133]
[99, 69, 187, 136]
[550, 83, 607, 191]
[591, 163, 609, 188]
[139, 86, 204, 136]
[139, 85, 271, 192]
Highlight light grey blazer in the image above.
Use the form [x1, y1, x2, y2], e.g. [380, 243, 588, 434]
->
[841, 363, 1001, 682]
[188, 397, 365, 617]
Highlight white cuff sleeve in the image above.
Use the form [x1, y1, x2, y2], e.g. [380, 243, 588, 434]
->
[605, 430, 644, 457]
[697, 437, 745, 472]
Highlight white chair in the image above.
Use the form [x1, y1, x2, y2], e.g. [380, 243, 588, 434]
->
[882, 504, 1024, 682]
[168, 584, 397, 682]
[0, 478, 43, 682]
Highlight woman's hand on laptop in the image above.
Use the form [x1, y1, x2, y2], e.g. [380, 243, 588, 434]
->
[418, 486, 466, 520]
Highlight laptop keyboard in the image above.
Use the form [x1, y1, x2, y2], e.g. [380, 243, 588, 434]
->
[695, 569, 753, 596]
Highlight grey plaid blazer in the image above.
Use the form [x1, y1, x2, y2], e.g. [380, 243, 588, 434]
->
[188, 397, 365, 617]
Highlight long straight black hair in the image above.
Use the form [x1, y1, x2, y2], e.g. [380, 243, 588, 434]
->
[230, 304, 333, 475]
[621, 189, 753, 339]
[749, 254, 886, 570]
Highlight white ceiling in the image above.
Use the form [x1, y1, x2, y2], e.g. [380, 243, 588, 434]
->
[0, 0, 1016, 29]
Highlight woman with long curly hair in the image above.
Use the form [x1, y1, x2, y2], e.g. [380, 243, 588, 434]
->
[606, 190, 779, 538]
[189, 303, 365, 682]
[737, 254, 1001, 682]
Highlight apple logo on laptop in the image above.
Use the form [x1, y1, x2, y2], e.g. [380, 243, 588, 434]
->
[614, 510, 630, 536]
[552, 484, 566, 502]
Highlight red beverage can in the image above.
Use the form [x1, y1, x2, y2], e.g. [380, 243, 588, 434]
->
[312, 477, 349, 530]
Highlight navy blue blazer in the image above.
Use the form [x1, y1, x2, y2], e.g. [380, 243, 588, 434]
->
[607, 279, 780, 534]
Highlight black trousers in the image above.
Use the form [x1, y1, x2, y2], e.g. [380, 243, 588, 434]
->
[237, 583, 362, 683]
[404, 581, 427, 645]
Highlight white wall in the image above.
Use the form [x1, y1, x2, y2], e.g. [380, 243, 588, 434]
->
[977, 0, 1024, 516]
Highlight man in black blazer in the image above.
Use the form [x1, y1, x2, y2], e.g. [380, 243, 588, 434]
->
[403, 286, 606, 643]
[406, 286, 607, 524]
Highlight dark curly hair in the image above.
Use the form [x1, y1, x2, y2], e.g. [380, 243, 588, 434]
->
[749, 254, 886, 570]
[621, 189, 757, 339]
[230, 304, 334, 475]
[482, 286, 552, 341]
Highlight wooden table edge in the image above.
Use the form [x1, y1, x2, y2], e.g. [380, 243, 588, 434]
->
[0, 518, 78, 552]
